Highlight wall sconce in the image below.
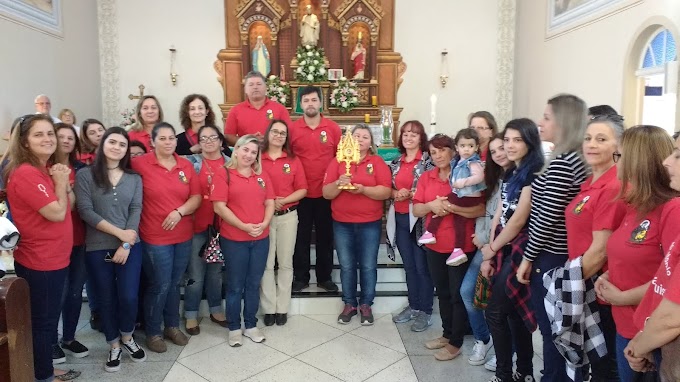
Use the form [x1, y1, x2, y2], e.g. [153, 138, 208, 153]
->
[169, 45, 178, 86]
[440, 49, 449, 88]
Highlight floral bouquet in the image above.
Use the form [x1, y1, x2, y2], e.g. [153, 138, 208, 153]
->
[330, 77, 359, 113]
[295, 45, 327, 83]
[120, 109, 136, 129]
[266, 75, 291, 106]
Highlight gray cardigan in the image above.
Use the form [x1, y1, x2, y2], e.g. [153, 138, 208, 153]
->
[75, 168, 143, 251]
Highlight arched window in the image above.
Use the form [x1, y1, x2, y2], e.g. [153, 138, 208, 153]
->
[641, 29, 677, 69]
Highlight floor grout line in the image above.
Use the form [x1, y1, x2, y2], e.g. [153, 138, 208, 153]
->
[162, 362, 210, 382]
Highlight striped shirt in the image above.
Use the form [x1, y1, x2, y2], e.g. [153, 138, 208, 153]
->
[524, 151, 587, 261]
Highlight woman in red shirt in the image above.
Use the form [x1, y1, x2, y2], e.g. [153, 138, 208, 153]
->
[322, 124, 392, 326]
[128, 95, 164, 152]
[132, 122, 201, 353]
[594, 125, 680, 381]
[78, 119, 105, 165]
[5, 114, 80, 381]
[212, 134, 275, 347]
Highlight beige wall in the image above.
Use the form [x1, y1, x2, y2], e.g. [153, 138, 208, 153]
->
[514, 0, 680, 130]
[0, 0, 101, 140]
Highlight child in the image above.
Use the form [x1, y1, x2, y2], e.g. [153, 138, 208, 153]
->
[418, 129, 486, 266]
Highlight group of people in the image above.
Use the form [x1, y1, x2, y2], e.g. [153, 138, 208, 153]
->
[6, 74, 680, 382]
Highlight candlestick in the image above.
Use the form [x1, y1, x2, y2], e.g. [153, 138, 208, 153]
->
[364, 114, 370, 123]
[371, 96, 377, 107]
[280, 64, 285, 81]
[430, 94, 437, 137]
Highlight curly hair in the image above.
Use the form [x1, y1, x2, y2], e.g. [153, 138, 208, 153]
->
[178, 94, 216, 131]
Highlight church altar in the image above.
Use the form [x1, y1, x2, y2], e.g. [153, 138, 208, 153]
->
[214, 0, 406, 145]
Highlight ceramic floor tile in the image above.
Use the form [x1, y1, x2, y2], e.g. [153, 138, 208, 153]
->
[178, 318, 228, 359]
[533, 329, 544, 356]
[409, 354, 494, 382]
[395, 314, 445, 356]
[364, 356, 418, 382]
[259, 315, 345, 357]
[58, 360, 174, 382]
[305, 313, 386, 332]
[163, 362, 209, 382]
[295, 333, 405, 382]
[178, 342, 289, 382]
[242, 358, 342, 382]
[350, 314, 406, 354]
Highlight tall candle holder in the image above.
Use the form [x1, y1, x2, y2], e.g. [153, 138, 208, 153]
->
[380, 106, 394, 147]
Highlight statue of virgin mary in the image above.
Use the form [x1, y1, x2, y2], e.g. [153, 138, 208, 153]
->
[252, 36, 271, 76]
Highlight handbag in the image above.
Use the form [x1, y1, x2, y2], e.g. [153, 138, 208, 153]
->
[200, 215, 223, 263]
[473, 271, 492, 309]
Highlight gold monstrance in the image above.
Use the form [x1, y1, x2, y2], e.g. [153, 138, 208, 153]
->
[336, 129, 361, 190]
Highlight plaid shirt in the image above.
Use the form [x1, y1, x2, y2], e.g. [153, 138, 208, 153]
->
[543, 257, 608, 381]
[494, 227, 537, 332]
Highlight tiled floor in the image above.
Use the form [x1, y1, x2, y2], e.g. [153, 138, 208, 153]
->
[57, 303, 545, 381]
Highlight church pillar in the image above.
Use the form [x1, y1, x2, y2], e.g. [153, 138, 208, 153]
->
[291, 5, 299, 49]
[320, 7, 329, 50]
[241, 39, 250, 77]
[341, 37, 348, 78]
[271, 39, 280, 77]
[369, 36, 378, 81]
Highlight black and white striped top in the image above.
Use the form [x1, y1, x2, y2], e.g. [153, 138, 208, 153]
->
[524, 151, 587, 261]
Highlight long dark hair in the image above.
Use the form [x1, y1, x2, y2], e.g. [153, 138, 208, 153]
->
[92, 126, 136, 191]
[484, 133, 505, 201]
[262, 119, 294, 157]
[55, 123, 81, 166]
[503, 118, 544, 201]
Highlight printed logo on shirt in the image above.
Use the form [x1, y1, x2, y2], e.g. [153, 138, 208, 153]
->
[178, 170, 189, 184]
[283, 163, 291, 174]
[573, 195, 590, 215]
[257, 177, 266, 189]
[367, 163, 374, 175]
[630, 219, 651, 243]
[37, 184, 49, 198]
[320, 130, 328, 143]
[266, 109, 274, 120]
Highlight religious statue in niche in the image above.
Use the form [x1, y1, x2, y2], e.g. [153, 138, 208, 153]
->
[299, 4, 320, 46]
[350, 32, 367, 80]
[252, 35, 271, 76]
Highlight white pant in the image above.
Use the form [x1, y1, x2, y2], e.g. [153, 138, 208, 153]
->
[260, 210, 298, 314]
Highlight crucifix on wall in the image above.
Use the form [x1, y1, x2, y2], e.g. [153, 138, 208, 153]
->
[127, 84, 145, 100]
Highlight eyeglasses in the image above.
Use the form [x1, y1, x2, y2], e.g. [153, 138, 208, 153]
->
[270, 129, 288, 137]
[130, 152, 145, 158]
[612, 152, 621, 163]
[199, 135, 220, 143]
[469, 125, 491, 131]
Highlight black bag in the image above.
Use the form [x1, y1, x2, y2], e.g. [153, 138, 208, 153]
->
[200, 215, 223, 263]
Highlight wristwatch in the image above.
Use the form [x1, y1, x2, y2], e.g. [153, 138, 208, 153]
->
[121, 242, 131, 250]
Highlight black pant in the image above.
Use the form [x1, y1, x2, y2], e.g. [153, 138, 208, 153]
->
[293, 197, 334, 284]
[589, 303, 620, 382]
[426, 248, 471, 348]
[486, 256, 534, 381]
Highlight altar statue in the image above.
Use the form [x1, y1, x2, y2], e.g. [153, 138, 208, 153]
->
[300, 5, 320, 46]
[350, 35, 366, 80]
[252, 35, 271, 76]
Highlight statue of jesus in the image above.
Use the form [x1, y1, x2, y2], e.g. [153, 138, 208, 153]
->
[300, 5, 320, 46]
[350, 35, 366, 80]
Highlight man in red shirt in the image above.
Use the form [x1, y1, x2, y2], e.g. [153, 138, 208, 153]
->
[224, 71, 291, 146]
[289, 86, 341, 292]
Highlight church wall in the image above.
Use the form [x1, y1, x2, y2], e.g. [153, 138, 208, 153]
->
[0, 0, 101, 142]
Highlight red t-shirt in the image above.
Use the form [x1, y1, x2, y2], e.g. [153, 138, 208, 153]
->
[132, 153, 201, 245]
[8, 164, 73, 271]
[393, 152, 422, 214]
[323, 154, 391, 223]
[261, 152, 308, 210]
[69, 167, 86, 247]
[224, 99, 291, 138]
[77, 152, 95, 165]
[606, 198, 680, 338]
[193, 157, 226, 233]
[413, 168, 477, 254]
[210, 168, 275, 241]
[480, 149, 487, 162]
[289, 116, 341, 198]
[128, 130, 153, 153]
[566, 166, 625, 261]
[634, 236, 680, 331]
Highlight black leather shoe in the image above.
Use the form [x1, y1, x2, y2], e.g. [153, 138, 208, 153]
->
[292, 281, 309, 292]
[264, 314, 276, 326]
[275, 313, 287, 326]
[317, 280, 339, 292]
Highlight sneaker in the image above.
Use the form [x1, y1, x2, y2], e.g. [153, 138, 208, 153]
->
[446, 248, 468, 266]
[243, 327, 265, 343]
[122, 338, 147, 362]
[228, 330, 242, 347]
[392, 306, 418, 323]
[418, 231, 437, 245]
[337, 304, 358, 324]
[488, 377, 504, 382]
[105, 347, 122, 373]
[61, 340, 89, 358]
[52, 344, 66, 364]
[359, 304, 374, 325]
[469, 338, 493, 366]
[163, 327, 189, 346]
[512, 372, 535, 382]
[317, 280, 339, 292]
[485, 355, 497, 372]
[146, 335, 167, 353]
[292, 280, 309, 292]
[410, 311, 432, 332]
[425, 337, 449, 350]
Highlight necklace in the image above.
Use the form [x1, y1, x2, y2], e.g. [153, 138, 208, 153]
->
[107, 165, 120, 170]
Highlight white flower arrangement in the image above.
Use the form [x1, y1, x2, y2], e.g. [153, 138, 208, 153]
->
[295, 45, 327, 83]
[329, 77, 359, 113]
[120, 108, 136, 129]
[266, 75, 291, 106]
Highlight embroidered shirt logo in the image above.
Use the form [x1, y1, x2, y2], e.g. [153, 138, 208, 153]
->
[266, 109, 274, 120]
[283, 163, 291, 174]
[630, 219, 651, 243]
[573, 195, 590, 215]
[257, 177, 266, 189]
[366, 163, 374, 175]
[37, 184, 49, 198]
[320, 130, 328, 143]
[178, 170, 188, 184]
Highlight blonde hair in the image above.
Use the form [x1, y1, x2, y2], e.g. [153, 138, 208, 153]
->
[58, 108, 76, 124]
[130, 95, 164, 132]
[351, 123, 377, 155]
[225, 134, 262, 174]
[547, 93, 588, 157]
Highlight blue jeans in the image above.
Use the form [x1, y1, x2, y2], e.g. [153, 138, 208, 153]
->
[60, 245, 87, 342]
[184, 230, 225, 319]
[141, 240, 192, 337]
[221, 236, 269, 331]
[14, 262, 67, 382]
[394, 213, 434, 314]
[334, 220, 381, 307]
[616, 333, 656, 382]
[461, 249, 490, 342]
[86, 246, 142, 343]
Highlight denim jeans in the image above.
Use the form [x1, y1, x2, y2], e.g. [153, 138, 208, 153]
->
[588, 303, 619, 382]
[394, 213, 434, 314]
[86, 246, 142, 343]
[141, 240, 192, 337]
[333, 220, 381, 307]
[221, 236, 269, 331]
[460, 249, 490, 342]
[14, 262, 68, 382]
[616, 333, 657, 382]
[184, 230, 225, 319]
[60, 245, 87, 342]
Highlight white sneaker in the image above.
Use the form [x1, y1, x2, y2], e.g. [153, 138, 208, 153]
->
[469, 338, 493, 366]
[485, 355, 497, 372]
[243, 327, 265, 343]
[228, 330, 243, 347]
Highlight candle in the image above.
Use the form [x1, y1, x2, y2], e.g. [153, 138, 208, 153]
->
[429, 94, 437, 137]
[280, 64, 285, 81]
[371, 96, 377, 107]
[364, 114, 370, 123]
